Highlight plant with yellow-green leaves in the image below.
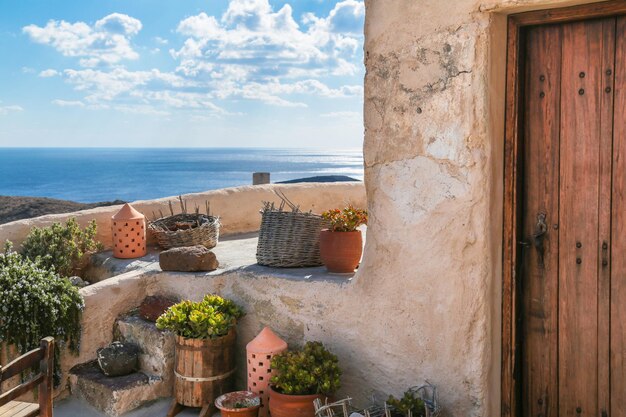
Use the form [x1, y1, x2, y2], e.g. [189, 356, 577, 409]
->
[156, 294, 244, 339]
[270, 341, 341, 395]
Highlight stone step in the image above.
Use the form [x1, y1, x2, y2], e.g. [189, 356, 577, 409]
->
[114, 314, 175, 382]
[69, 362, 163, 417]
[69, 315, 175, 416]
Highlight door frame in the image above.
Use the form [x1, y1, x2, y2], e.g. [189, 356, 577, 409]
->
[502, 2, 626, 416]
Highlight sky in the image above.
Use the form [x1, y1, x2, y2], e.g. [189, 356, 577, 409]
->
[0, 0, 365, 148]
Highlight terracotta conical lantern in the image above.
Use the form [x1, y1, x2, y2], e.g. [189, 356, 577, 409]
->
[246, 327, 288, 417]
[112, 203, 147, 259]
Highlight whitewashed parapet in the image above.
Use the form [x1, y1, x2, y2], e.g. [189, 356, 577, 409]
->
[0, 182, 366, 249]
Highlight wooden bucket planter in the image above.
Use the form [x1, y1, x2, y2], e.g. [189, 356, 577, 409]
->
[168, 329, 237, 417]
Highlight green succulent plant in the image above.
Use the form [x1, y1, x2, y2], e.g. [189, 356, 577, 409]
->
[270, 341, 341, 396]
[0, 242, 84, 385]
[156, 294, 244, 339]
[387, 389, 426, 417]
[21, 218, 103, 277]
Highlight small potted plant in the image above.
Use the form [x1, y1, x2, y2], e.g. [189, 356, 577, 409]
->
[320, 206, 368, 273]
[269, 341, 341, 417]
[386, 388, 427, 417]
[157, 294, 245, 415]
[215, 391, 261, 417]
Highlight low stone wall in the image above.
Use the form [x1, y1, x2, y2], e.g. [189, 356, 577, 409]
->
[57, 265, 402, 406]
[0, 182, 366, 249]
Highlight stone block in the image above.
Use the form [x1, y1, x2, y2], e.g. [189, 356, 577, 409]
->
[96, 341, 139, 377]
[69, 362, 163, 417]
[159, 245, 219, 272]
[114, 315, 175, 383]
[139, 295, 177, 322]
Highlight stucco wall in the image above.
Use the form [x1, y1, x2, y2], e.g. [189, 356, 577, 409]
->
[0, 182, 365, 249]
[362, 0, 606, 415]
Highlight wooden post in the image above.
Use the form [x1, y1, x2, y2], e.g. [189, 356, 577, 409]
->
[38, 337, 54, 417]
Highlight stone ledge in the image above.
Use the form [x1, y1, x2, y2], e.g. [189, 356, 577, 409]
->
[87, 232, 360, 285]
[69, 361, 167, 416]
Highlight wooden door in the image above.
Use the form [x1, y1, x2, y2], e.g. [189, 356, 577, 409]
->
[521, 16, 625, 417]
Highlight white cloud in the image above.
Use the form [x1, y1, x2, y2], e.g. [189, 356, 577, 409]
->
[171, 0, 364, 85]
[62, 68, 191, 102]
[0, 105, 24, 115]
[21, 67, 35, 74]
[52, 99, 85, 107]
[39, 69, 59, 77]
[23, 13, 142, 67]
[94, 13, 142, 35]
[29, 2, 365, 114]
[165, 0, 364, 106]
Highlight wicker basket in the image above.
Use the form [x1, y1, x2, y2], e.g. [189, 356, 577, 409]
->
[149, 213, 220, 249]
[256, 201, 328, 268]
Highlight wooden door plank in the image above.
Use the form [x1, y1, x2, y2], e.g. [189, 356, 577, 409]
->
[502, 17, 522, 417]
[558, 18, 604, 417]
[611, 16, 626, 416]
[597, 18, 616, 417]
[521, 24, 562, 417]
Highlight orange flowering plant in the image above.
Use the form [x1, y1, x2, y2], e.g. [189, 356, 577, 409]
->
[321, 206, 368, 232]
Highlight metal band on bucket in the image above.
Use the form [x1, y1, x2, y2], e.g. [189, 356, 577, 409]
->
[174, 368, 235, 382]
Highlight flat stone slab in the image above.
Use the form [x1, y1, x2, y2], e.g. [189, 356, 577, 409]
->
[70, 361, 149, 392]
[69, 361, 167, 416]
[85, 249, 161, 283]
[85, 232, 360, 285]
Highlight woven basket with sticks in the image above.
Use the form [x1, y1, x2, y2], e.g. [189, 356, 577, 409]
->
[256, 191, 329, 268]
[148, 196, 220, 249]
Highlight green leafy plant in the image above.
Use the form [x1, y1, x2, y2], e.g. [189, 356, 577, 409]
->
[21, 218, 103, 277]
[0, 242, 84, 385]
[387, 388, 426, 417]
[321, 206, 368, 232]
[270, 341, 341, 395]
[156, 294, 244, 339]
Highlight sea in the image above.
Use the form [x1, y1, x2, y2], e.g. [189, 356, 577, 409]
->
[0, 148, 364, 203]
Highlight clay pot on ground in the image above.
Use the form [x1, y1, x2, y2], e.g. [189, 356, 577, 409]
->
[215, 391, 261, 417]
[268, 386, 325, 417]
[319, 230, 363, 273]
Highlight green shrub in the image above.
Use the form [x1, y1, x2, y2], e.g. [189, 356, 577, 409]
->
[0, 243, 84, 384]
[21, 218, 103, 277]
[321, 206, 368, 232]
[270, 341, 341, 395]
[156, 294, 244, 339]
[387, 389, 426, 417]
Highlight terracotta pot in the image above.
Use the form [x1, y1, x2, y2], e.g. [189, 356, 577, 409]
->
[268, 386, 324, 417]
[215, 391, 261, 417]
[319, 230, 363, 273]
